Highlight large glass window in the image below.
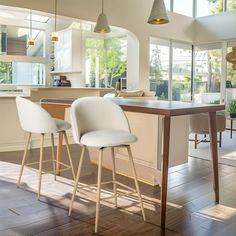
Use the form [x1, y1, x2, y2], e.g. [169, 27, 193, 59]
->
[85, 37, 127, 88]
[0, 61, 44, 85]
[149, 38, 169, 100]
[172, 42, 192, 101]
[196, 0, 223, 17]
[173, 0, 193, 17]
[149, 38, 192, 101]
[194, 45, 222, 104]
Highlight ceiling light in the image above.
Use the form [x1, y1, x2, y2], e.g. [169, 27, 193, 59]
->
[148, 0, 169, 25]
[51, 0, 59, 43]
[94, 0, 111, 33]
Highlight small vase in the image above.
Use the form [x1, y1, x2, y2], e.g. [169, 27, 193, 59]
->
[230, 113, 236, 118]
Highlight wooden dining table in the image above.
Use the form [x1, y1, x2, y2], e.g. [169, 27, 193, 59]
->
[41, 97, 225, 229]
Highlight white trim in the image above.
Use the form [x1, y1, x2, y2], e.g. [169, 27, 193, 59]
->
[221, 41, 227, 103]
[0, 134, 74, 152]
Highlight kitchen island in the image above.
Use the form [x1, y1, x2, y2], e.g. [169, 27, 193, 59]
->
[41, 97, 224, 229]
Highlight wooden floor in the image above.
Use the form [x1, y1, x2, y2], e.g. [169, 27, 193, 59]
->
[1, 145, 236, 236]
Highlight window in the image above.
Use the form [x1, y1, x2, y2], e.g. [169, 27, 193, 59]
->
[226, 42, 236, 87]
[0, 25, 45, 57]
[0, 24, 46, 85]
[0, 61, 45, 85]
[226, 0, 236, 11]
[85, 37, 127, 88]
[194, 44, 222, 104]
[173, 0, 193, 17]
[149, 38, 169, 100]
[149, 38, 192, 101]
[196, 0, 223, 17]
[172, 42, 192, 101]
[25, 14, 49, 23]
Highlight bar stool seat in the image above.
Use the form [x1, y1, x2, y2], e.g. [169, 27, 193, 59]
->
[16, 97, 75, 199]
[81, 129, 137, 147]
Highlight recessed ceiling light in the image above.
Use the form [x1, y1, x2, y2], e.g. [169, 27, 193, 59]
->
[25, 14, 49, 23]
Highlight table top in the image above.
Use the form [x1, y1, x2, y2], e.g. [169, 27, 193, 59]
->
[40, 98, 225, 117]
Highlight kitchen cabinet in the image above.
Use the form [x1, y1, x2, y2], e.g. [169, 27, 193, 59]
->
[53, 29, 82, 73]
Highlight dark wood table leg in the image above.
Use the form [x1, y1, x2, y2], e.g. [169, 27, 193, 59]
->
[161, 116, 171, 229]
[56, 132, 63, 175]
[208, 112, 219, 203]
[231, 120, 233, 139]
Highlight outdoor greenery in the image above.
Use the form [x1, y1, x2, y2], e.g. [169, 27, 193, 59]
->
[205, 49, 221, 93]
[0, 62, 12, 84]
[228, 99, 236, 113]
[150, 43, 192, 101]
[85, 37, 127, 88]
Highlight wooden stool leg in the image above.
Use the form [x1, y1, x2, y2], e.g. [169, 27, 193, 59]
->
[127, 146, 146, 221]
[50, 133, 56, 180]
[56, 132, 63, 175]
[38, 134, 45, 200]
[95, 148, 103, 233]
[17, 132, 31, 187]
[68, 146, 86, 216]
[63, 131, 75, 180]
[111, 147, 117, 208]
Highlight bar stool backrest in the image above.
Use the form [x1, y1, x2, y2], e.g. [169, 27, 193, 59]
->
[70, 97, 130, 144]
[16, 97, 57, 134]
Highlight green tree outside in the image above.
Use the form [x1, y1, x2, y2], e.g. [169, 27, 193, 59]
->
[0, 62, 12, 84]
[85, 37, 127, 88]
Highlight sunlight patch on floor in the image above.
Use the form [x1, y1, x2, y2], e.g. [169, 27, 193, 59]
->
[197, 204, 236, 223]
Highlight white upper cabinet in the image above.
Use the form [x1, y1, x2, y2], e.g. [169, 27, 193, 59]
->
[54, 29, 82, 73]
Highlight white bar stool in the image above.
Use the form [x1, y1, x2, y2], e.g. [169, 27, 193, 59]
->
[68, 97, 146, 233]
[16, 97, 75, 199]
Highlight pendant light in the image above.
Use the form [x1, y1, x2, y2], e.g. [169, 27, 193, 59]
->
[226, 47, 236, 70]
[148, 0, 169, 25]
[27, 9, 34, 47]
[51, 0, 59, 42]
[94, 0, 111, 33]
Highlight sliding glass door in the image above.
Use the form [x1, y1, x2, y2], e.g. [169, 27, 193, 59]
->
[194, 44, 222, 104]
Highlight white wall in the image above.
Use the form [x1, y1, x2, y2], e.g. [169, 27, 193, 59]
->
[195, 11, 236, 44]
[0, 0, 195, 90]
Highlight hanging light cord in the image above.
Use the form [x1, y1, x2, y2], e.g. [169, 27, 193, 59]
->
[30, 9, 32, 37]
[102, 0, 104, 14]
[54, 0, 57, 32]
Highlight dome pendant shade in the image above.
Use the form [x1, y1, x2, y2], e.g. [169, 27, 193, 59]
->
[148, 0, 169, 25]
[94, 13, 111, 33]
[226, 47, 236, 70]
